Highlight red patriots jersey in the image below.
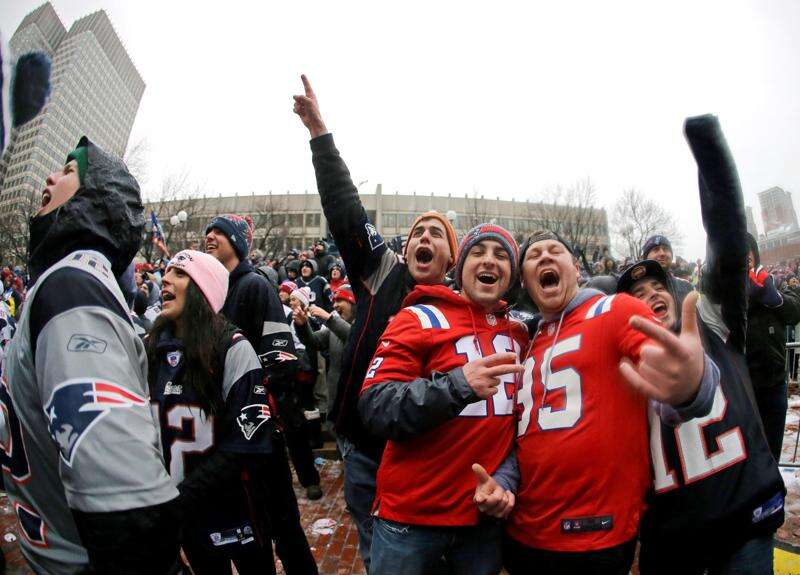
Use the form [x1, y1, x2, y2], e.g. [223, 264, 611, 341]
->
[362, 284, 528, 526]
[508, 293, 655, 551]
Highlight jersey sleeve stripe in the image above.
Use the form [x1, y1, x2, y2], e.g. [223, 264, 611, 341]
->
[262, 321, 291, 336]
[407, 306, 433, 329]
[419, 304, 450, 329]
[585, 296, 605, 319]
[601, 294, 616, 314]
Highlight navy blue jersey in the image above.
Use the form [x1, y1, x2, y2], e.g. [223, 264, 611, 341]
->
[641, 115, 785, 553]
[642, 319, 785, 549]
[150, 330, 274, 547]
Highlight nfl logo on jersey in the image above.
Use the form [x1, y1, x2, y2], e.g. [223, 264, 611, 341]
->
[486, 314, 497, 326]
[44, 381, 147, 466]
[237, 404, 272, 440]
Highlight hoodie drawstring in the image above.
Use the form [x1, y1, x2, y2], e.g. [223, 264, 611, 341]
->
[532, 308, 568, 410]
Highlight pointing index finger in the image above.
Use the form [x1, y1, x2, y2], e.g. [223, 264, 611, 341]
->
[485, 364, 525, 378]
[482, 352, 518, 367]
[301, 74, 315, 99]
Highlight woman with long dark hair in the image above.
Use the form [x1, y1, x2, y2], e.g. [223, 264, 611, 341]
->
[146, 250, 278, 575]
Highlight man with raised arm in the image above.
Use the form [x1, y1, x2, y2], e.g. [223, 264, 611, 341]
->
[294, 75, 458, 569]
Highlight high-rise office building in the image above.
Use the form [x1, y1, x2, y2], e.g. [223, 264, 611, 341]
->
[745, 205, 758, 237]
[0, 3, 144, 214]
[759, 186, 798, 235]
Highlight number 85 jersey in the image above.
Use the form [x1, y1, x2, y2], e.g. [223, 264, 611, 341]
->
[508, 291, 654, 552]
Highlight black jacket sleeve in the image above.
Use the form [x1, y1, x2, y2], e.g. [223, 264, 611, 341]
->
[358, 368, 479, 442]
[246, 275, 299, 388]
[72, 500, 183, 574]
[774, 288, 800, 326]
[310, 133, 390, 285]
[684, 114, 748, 353]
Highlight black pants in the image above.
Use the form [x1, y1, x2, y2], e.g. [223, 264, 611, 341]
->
[754, 380, 788, 462]
[277, 386, 321, 488]
[503, 534, 637, 575]
[183, 536, 276, 575]
[284, 423, 321, 487]
[262, 433, 319, 574]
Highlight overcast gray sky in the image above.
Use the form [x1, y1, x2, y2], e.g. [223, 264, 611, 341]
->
[3, 0, 798, 259]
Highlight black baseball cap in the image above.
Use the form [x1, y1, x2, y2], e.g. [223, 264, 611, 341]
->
[617, 259, 670, 294]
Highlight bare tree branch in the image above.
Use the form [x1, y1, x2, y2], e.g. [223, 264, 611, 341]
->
[250, 193, 288, 260]
[144, 172, 211, 260]
[123, 138, 149, 188]
[527, 178, 609, 269]
[611, 188, 682, 259]
[0, 190, 39, 266]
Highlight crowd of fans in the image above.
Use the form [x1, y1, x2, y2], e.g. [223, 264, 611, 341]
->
[0, 68, 798, 575]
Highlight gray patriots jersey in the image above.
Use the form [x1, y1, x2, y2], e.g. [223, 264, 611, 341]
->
[0, 250, 177, 574]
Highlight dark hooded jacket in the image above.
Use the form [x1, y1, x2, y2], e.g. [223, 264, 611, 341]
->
[313, 241, 336, 277]
[744, 238, 800, 390]
[221, 260, 299, 394]
[28, 136, 144, 284]
[296, 260, 333, 312]
[284, 259, 302, 282]
[311, 134, 419, 457]
[23, 137, 182, 573]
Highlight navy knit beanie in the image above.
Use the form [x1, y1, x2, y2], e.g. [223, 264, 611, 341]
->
[641, 235, 672, 260]
[206, 214, 254, 262]
[455, 224, 519, 288]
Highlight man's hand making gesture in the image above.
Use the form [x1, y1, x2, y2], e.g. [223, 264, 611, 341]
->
[461, 352, 523, 400]
[619, 291, 705, 405]
[472, 463, 514, 519]
[293, 75, 328, 138]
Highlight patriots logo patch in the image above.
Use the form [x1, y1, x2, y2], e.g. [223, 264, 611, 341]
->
[44, 380, 147, 466]
[258, 350, 298, 366]
[237, 404, 271, 440]
[365, 223, 384, 251]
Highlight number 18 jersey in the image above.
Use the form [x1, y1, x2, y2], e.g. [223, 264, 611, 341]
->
[509, 291, 654, 552]
[362, 284, 528, 526]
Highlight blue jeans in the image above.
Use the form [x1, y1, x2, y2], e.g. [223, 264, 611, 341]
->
[338, 438, 379, 573]
[639, 534, 774, 574]
[371, 518, 502, 575]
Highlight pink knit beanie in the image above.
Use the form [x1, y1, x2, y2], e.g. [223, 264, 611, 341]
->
[167, 250, 229, 313]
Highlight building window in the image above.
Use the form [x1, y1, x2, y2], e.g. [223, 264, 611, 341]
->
[287, 213, 303, 227]
[383, 213, 397, 228]
[305, 213, 320, 227]
[398, 213, 415, 228]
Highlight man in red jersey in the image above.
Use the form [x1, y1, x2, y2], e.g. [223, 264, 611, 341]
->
[359, 224, 527, 574]
[480, 230, 718, 575]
